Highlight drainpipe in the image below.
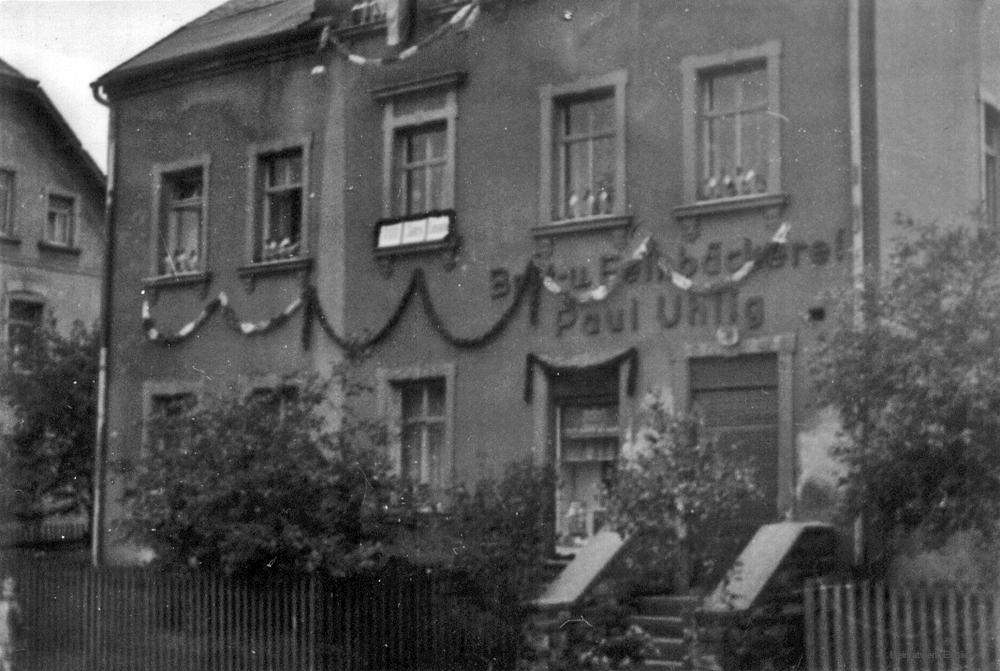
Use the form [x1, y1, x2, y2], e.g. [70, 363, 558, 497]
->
[89, 81, 115, 567]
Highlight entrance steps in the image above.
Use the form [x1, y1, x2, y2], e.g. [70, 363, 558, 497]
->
[631, 595, 701, 669]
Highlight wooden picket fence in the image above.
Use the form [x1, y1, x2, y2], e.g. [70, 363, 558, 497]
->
[0, 555, 518, 671]
[804, 579, 999, 671]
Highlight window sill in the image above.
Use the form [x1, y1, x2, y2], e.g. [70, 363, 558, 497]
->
[142, 271, 212, 302]
[37, 240, 82, 255]
[0, 234, 21, 246]
[532, 214, 633, 238]
[237, 257, 313, 293]
[673, 192, 789, 220]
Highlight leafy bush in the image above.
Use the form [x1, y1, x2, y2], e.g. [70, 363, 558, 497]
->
[814, 222, 1000, 559]
[121, 375, 407, 576]
[604, 390, 761, 590]
[0, 319, 98, 521]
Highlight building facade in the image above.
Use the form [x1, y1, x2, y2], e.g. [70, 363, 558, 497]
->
[93, 0, 1000, 563]
[0, 58, 105, 442]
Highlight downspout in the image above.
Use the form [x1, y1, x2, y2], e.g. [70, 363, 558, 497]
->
[89, 81, 115, 567]
[848, 0, 879, 568]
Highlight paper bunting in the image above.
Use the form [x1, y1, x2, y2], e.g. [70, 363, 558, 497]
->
[543, 235, 653, 304]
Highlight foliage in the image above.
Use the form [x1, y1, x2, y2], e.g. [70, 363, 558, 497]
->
[121, 374, 408, 577]
[405, 460, 556, 608]
[0, 318, 99, 520]
[814, 222, 1000, 553]
[604, 390, 761, 589]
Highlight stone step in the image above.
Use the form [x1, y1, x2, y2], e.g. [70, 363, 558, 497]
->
[640, 659, 685, 671]
[648, 635, 687, 659]
[631, 614, 686, 639]
[635, 594, 702, 616]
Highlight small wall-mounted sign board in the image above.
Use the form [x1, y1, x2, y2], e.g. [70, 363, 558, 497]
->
[375, 211, 454, 251]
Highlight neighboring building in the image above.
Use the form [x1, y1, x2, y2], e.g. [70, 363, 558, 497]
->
[0, 57, 105, 442]
[93, 0, 1000, 564]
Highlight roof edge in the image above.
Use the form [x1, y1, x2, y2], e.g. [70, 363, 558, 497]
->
[2, 76, 105, 191]
[93, 21, 322, 100]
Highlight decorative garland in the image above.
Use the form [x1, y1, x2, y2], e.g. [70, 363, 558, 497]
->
[542, 236, 650, 303]
[141, 223, 789, 349]
[142, 292, 306, 345]
[524, 348, 638, 403]
[142, 261, 539, 352]
[304, 261, 539, 355]
[658, 221, 790, 295]
[543, 222, 790, 303]
[319, 1, 480, 66]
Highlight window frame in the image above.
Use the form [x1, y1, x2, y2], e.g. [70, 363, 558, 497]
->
[149, 156, 211, 279]
[5, 295, 45, 364]
[539, 70, 628, 233]
[377, 362, 455, 491]
[0, 168, 15, 238]
[246, 136, 312, 266]
[680, 41, 783, 209]
[142, 380, 203, 453]
[44, 189, 77, 248]
[375, 73, 463, 220]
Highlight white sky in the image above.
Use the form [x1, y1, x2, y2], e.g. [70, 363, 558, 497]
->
[1, 0, 227, 172]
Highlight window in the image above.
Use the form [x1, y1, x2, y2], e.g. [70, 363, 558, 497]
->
[0, 170, 14, 236]
[377, 362, 455, 492]
[7, 299, 43, 361]
[698, 65, 771, 199]
[556, 400, 618, 545]
[149, 393, 197, 452]
[986, 105, 999, 227]
[398, 379, 446, 486]
[46, 194, 74, 246]
[253, 147, 306, 263]
[540, 70, 627, 227]
[152, 159, 208, 277]
[375, 73, 462, 220]
[393, 123, 447, 216]
[681, 41, 782, 205]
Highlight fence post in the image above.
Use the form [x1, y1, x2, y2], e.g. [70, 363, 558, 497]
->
[804, 579, 817, 671]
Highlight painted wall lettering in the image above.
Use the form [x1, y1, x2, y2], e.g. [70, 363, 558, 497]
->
[556, 290, 764, 337]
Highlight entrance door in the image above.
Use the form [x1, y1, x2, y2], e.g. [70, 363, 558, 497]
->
[550, 364, 620, 550]
[690, 354, 779, 529]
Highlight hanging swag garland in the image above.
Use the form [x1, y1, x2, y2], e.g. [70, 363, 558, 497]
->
[142, 261, 540, 352]
[142, 292, 306, 345]
[141, 223, 790, 349]
[318, 1, 481, 66]
[542, 221, 791, 304]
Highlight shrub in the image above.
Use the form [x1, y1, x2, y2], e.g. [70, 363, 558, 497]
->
[604, 390, 761, 590]
[814, 223, 1000, 562]
[121, 374, 406, 576]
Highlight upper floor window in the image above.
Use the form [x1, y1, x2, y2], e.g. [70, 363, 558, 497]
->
[0, 170, 14, 236]
[393, 123, 447, 216]
[255, 148, 305, 262]
[7, 298, 44, 362]
[46, 194, 75, 246]
[375, 73, 463, 220]
[540, 70, 627, 227]
[151, 157, 209, 277]
[682, 41, 782, 205]
[986, 104, 999, 227]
